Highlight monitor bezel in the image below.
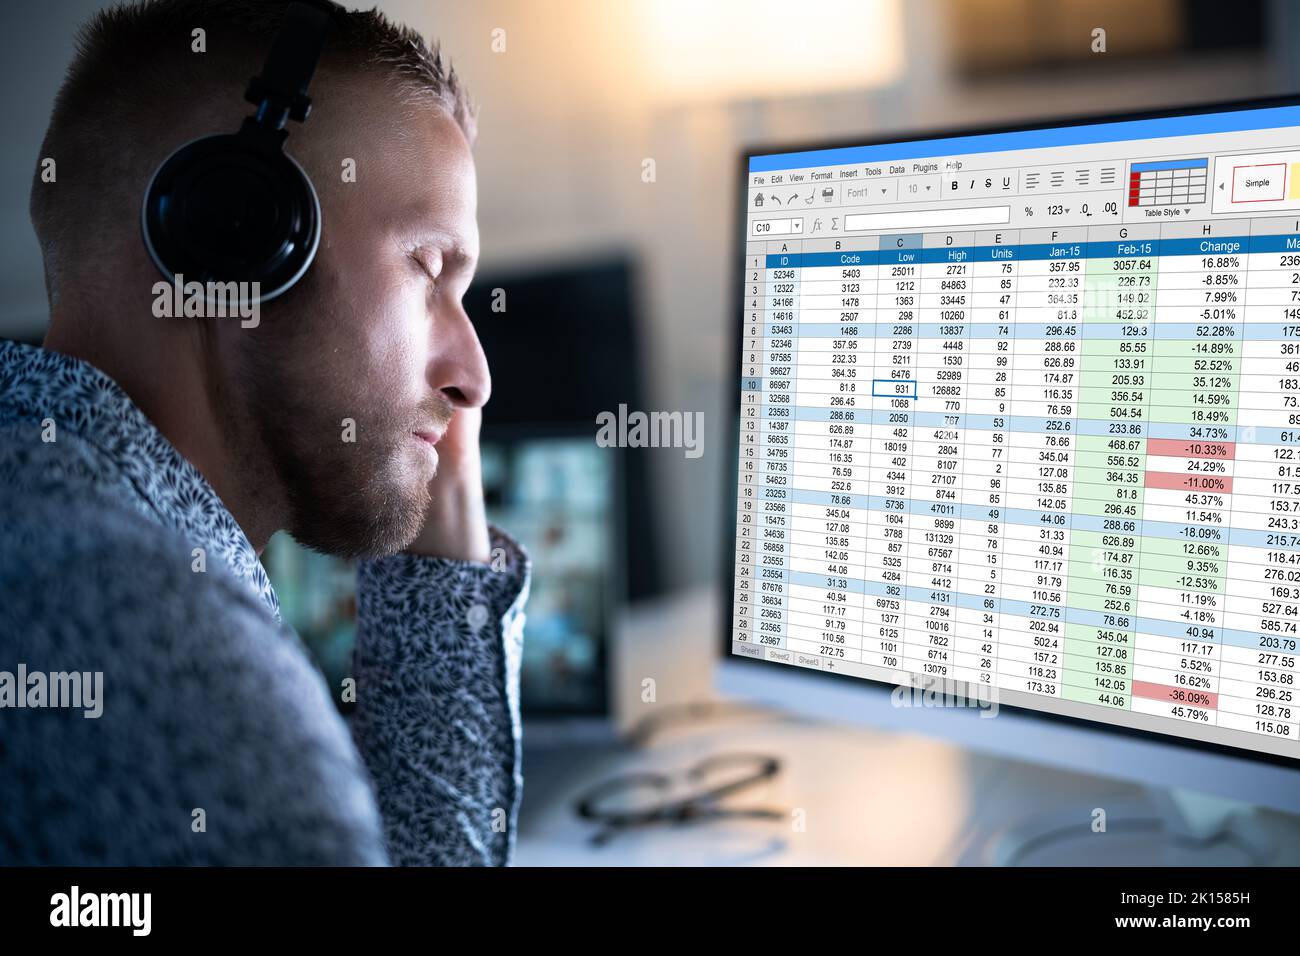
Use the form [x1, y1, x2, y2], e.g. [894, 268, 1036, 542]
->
[720, 92, 1300, 772]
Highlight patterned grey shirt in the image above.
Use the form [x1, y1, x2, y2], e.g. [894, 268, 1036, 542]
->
[0, 339, 529, 865]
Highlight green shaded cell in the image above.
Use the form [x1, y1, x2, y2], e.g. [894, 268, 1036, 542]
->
[1082, 276, 1156, 320]
[1078, 380, 1150, 398]
[1069, 461, 1146, 481]
[1062, 632, 1132, 672]
[1071, 461, 1144, 484]
[1062, 593, 1137, 619]
[1066, 617, 1139, 641]
[1061, 684, 1130, 709]
[1067, 527, 1142, 549]
[1077, 398, 1149, 416]
[1077, 359, 1151, 379]
[1078, 343, 1150, 365]
[1077, 367, 1150, 382]
[1061, 660, 1132, 695]
[1062, 674, 1133, 700]
[1074, 433, 1144, 450]
[1082, 261, 1156, 281]
[1062, 651, 1133, 683]
[1064, 552, 1139, 590]
[1064, 631, 1133, 662]
[1066, 498, 1143, 524]
[1073, 434, 1145, 452]
[1066, 528, 1138, 556]
[1063, 567, 1139, 593]
[1063, 561, 1140, 588]
[1064, 597, 1138, 621]
[1066, 564, 1138, 595]
[1071, 461, 1144, 482]
[1066, 615, 1137, 638]
[1067, 507, 1143, 530]
[1064, 572, 1138, 604]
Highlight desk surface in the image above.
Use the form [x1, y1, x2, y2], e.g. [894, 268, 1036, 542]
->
[514, 589, 1300, 866]
[515, 711, 1300, 865]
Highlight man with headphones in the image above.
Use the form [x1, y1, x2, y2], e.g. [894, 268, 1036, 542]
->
[0, 0, 529, 865]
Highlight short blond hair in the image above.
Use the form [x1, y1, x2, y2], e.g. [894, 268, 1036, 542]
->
[31, 0, 476, 305]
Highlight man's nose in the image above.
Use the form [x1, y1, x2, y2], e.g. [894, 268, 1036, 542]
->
[429, 303, 491, 410]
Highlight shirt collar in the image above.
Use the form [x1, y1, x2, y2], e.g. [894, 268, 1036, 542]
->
[0, 339, 280, 619]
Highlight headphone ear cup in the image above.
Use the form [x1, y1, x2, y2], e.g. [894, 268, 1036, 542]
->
[141, 132, 320, 303]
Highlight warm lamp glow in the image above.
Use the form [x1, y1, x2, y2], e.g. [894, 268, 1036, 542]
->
[629, 0, 905, 102]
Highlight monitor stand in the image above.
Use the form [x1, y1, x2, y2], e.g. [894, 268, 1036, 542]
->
[981, 788, 1275, 866]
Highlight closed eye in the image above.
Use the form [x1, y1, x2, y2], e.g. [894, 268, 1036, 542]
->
[409, 252, 441, 292]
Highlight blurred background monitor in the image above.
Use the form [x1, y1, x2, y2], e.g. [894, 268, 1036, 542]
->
[465, 255, 661, 603]
[266, 254, 658, 717]
[481, 428, 615, 714]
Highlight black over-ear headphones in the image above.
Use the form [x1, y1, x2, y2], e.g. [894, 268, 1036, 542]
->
[141, 1, 335, 304]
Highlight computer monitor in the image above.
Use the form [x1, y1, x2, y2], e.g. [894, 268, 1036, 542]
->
[720, 96, 1300, 815]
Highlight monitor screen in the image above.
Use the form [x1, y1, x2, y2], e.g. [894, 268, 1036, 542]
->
[727, 99, 1300, 762]
[481, 433, 615, 714]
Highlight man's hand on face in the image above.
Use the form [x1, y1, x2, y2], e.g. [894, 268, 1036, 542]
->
[403, 406, 492, 564]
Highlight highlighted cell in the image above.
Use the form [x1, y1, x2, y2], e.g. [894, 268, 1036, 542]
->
[1145, 438, 1235, 459]
[1133, 681, 1218, 711]
[1144, 471, 1233, 493]
[873, 379, 918, 398]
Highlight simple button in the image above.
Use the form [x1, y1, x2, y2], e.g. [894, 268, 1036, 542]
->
[1231, 163, 1286, 203]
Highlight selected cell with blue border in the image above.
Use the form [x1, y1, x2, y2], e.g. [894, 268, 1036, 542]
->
[873, 379, 918, 398]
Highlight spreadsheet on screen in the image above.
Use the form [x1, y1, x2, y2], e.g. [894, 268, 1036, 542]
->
[729, 103, 1300, 761]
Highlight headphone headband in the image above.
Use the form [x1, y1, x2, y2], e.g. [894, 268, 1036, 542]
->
[245, 1, 335, 130]
[141, 1, 335, 305]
